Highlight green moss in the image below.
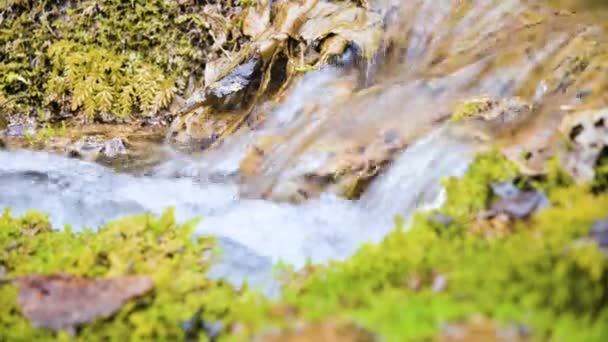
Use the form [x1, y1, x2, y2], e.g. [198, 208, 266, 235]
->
[46, 40, 175, 118]
[279, 152, 608, 341]
[450, 98, 495, 122]
[440, 151, 519, 221]
[591, 149, 608, 193]
[0, 0, 245, 121]
[0, 208, 270, 341]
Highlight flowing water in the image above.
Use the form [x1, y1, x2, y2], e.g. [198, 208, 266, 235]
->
[0, 122, 475, 293]
[1, 0, 607, 292]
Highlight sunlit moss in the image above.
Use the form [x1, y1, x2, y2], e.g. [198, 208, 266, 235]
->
[0, 0, 246, 121]
[45, 40, 176, 118]
[450, 98, 495, 122]
[0, 208, 270, 341]
[440, 151, 519, 221]
[279, 152, 608, 341]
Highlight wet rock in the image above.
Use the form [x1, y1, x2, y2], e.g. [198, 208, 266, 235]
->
[207, 57, 263, 111]
[560, 108, 608, 183]
[179, 57, 263, 116]
[246, 130, 406, 203]
[432, 274, 448, 293]
[451, 97, 534, 132]
[326, 40, 359, 67]
[68, 136, 128, 161]
[171, 0, 383, 146]
[4, 123, 36, 138]
[428, 212, 454, 226]
[0, 138, 5, 149]
[170, 55, 267, 146]
[483, 182, 549, 219]
[181, 309, 224, 342]
[67, 136, 103, 160]
[202, 321, 224, 341]
[100, 137, 128, 158]
[589, 219, 608, 252]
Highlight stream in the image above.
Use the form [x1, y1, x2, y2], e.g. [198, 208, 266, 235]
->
[0, 96, 474, 294]
[1, 0, 607, 294]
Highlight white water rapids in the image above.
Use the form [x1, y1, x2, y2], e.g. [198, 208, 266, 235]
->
[0, 68, 476, 292]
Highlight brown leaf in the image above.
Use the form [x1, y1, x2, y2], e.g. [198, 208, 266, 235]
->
[13, 273, 153, 332]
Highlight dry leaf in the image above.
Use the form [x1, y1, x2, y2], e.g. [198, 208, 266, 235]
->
[13, 273, 153, 333]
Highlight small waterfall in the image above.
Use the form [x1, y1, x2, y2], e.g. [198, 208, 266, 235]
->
[0, 127, 472, 263]
[361, 128, 476, 215]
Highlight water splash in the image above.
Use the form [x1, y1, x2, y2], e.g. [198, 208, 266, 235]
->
[0, 125, 472, 267]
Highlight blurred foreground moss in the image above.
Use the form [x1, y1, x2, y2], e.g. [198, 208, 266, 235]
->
[282, 152, 608, 341]
[0, 209, 270, 341]
[2, 151, 608, 341]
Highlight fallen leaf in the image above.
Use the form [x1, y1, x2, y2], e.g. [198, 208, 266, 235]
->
[13, 273, 153, 333]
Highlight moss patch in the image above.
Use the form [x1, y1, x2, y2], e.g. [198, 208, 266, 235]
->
[279, 152, 608, 341]
[0, 209, 272, 341]
[0, 0, 246, 121]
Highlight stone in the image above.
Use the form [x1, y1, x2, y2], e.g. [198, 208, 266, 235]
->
[590, 219, 608, 252]
[484, 182, 550, 219]
[101, 137, 128, 158]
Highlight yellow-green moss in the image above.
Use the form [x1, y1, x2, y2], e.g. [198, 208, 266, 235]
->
[45, 40, 176, 118]
[0, 0, 246, 121]
[440, 151, 519, 221]
[450, 98, 495, 122]
[0, 209, 270, 341]
[280, 152, 608, 341]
